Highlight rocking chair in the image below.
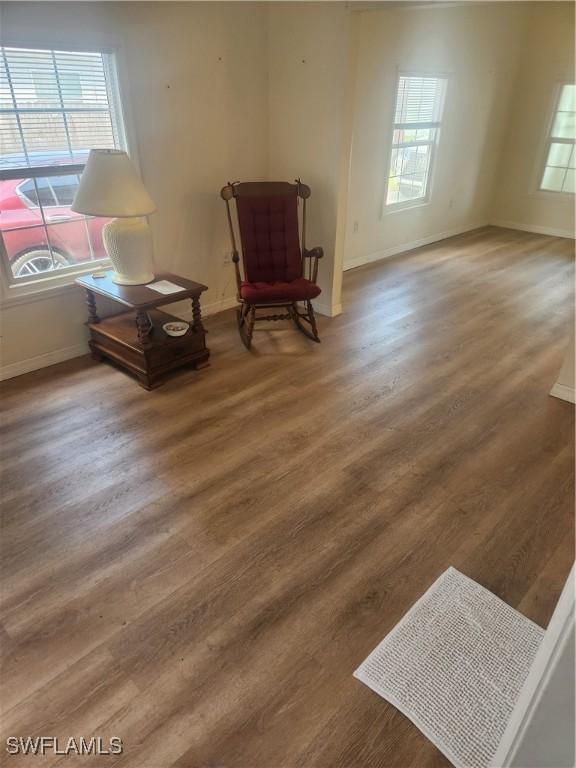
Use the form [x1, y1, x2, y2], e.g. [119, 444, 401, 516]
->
[220, 180, 323, 349]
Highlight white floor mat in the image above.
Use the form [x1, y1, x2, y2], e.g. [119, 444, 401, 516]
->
[354, 567, 544, 768]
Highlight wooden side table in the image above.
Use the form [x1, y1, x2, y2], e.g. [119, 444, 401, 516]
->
[75, 271, 209, 389]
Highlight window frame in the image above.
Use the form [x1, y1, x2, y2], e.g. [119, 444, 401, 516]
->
[0, 40, 136, 306]
[382, 70, 448, 216]
[535, 80, 575, 198]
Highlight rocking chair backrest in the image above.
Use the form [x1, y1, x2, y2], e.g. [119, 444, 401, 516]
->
[221, 181, 311, 284]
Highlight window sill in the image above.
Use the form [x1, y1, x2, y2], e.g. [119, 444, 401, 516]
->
[527, 189, 575, 201]
[381, 198, 431, 217]
[0, 260, 111, 309]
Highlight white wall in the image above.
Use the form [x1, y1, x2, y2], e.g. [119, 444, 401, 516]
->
[492, 2, 576, 238]
[343, 2, 528, 270]
[0, 1, 269, 377]
[267, 1, 353, 315]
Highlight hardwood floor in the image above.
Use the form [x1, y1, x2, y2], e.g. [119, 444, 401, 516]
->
[0, 226, 574, 767]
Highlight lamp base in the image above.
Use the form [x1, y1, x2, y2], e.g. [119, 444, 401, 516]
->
[111, 273, 155, 286]
[103, 217, 155, 286]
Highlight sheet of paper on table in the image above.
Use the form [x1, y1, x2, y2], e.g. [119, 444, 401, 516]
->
[147, 280, 184, 295]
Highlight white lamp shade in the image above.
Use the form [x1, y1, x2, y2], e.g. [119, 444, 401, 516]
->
[71, 149, 156, 217]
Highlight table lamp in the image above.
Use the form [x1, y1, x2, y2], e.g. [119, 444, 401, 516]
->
[72, 149, 157, 285]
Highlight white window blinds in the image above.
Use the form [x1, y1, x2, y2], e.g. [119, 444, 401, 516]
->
[394, 76, 445, 126]
[0, 46, 124, 171]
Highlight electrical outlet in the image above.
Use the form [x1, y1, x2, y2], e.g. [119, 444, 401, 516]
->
[223, 252, 231, 265]
[353, 221, 359, 233]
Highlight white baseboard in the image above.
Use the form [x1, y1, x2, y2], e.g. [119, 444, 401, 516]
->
[202, 295, 343, 320]
[490, 220, 575, 239]
[314, 301, 342, 318]
[167, 294, 238, 321]
[343, 222, 488, 272]
[0, 296, 240, 382]
[0, 341, 89, 382]
[12, 214, 568, 383]
[201, 295, 238, 317]
[0, 293, 338, 382]
[550, 382, 576, 404]
[202, 295, 343, 319]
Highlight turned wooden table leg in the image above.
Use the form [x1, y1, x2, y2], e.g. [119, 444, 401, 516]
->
[85, 289, 100, 324]
[191, 295, 205, 333]
[136, 310, 151, 344]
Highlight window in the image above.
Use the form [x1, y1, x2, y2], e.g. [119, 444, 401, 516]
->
[17, 174, 81, 208]
[18, 177, 55, 207]
[385, 74, 447, 209]
[0, 46, 126, 283]
[539, 83, 576, 194]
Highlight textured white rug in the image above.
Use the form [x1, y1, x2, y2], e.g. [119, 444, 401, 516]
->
[354, 567, 544, 768]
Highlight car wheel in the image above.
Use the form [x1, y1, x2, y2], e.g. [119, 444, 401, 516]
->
[11, 249, 71, 278]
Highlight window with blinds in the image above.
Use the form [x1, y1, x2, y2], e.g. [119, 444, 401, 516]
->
[539, 84, 575, 194]
[0, 46, 126, 283]
[385, 74, 447, 208]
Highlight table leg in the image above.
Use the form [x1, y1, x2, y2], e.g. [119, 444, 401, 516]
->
[191, 296, 205, 333]
[136, 310, 152, 344]
[85, 289, 100, 324]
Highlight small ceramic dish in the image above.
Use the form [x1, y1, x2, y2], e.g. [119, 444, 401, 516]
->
[163, 321, 189, 337]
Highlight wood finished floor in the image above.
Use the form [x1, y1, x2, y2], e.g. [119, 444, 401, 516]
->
[0, 226, 574, 768]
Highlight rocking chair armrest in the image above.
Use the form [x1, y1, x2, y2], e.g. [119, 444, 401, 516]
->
[303, 246, 323, 284]
[303, 246, 324, 260]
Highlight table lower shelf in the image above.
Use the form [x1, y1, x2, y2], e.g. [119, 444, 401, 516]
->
[89, 308, 209, 389]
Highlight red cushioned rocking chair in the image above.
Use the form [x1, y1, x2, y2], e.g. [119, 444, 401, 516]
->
[220, 180, 323, 349]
